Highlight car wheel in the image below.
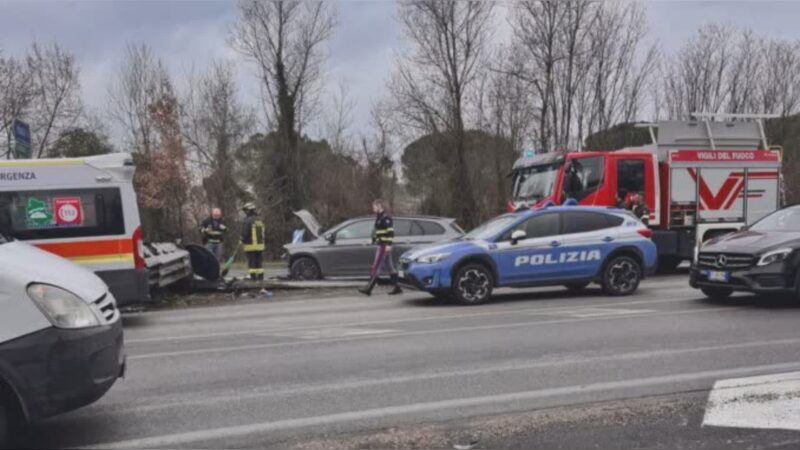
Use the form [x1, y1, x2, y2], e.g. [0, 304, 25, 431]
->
[290, 257, 322, 280]
[564, 281, 590, 292]
[602, 255, 642, 296]
[701, 286, 733, 300]
[452, 264, 493, 305]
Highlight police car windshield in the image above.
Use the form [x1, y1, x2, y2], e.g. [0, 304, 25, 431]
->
[464, 215, 519, 241]
[513, 163, 561, 201]
[750, 207, 800, 232]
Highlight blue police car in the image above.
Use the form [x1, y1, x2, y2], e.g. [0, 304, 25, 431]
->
[399, 206, 657, 305]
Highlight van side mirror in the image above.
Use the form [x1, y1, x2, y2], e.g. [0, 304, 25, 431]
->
[511, 229, 527, 245]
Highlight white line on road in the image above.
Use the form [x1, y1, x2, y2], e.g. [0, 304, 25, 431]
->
[81, 360, 800, 450]
[128, 305, 741, 360]
[703, 371, 800, 431]
[126, 294, 697, 345]
[90, 337, 800, 417]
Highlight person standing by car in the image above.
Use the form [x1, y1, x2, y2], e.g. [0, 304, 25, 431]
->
[627, 192, 650, 225]
[240, 203, 265, 281]
[200, 207, 227, 262]
[359, 199, 403, 296]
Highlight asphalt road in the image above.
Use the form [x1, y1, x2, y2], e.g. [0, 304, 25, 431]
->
[15, 274, 800, 449]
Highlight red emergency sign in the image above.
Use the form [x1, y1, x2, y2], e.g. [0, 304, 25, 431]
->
[54, 197, 83, 226]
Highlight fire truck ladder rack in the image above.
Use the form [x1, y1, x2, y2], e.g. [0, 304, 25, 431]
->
[635, 112, 780, 151]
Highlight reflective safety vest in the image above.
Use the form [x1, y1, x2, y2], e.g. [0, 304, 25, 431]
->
[241, 216, 265, 252]
[373, 212, 394, 245]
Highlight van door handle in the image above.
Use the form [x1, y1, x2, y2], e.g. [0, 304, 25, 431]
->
[602, 236, 614, 242]
[549, 241, 561, 247]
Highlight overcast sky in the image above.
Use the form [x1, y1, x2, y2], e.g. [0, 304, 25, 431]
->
[1, 0, 800, 144]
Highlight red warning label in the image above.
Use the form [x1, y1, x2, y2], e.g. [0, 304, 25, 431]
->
[54, 197, 83, 226]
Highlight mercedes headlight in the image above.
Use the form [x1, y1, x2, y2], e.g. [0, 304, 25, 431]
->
[27, 284, 100, 329]
[416, 253, 451, 264]
[757, 248, 793, 267]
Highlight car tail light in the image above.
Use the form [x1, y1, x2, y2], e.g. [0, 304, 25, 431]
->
[637, 228, 653, 239]
[133, 226, 146, 269]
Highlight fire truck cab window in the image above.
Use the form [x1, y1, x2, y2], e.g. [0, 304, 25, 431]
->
[563, 156, 604, 201]
[617, 159, 646, 198]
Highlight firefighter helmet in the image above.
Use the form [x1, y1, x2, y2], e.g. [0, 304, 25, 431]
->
[242, 202, 257, 213]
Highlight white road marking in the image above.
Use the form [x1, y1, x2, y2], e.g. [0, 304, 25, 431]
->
[128, 306, 740, 360]
[126, 295, 696, 344]
[82, 361, 800, 449]
[703, 371, 800, 431]
[269, 327, 397, 340]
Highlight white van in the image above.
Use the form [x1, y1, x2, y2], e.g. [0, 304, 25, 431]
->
[0, 233, 125, 444]
[0, 153, 150, 306]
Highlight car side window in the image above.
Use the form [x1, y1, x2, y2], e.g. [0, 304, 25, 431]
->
[336, 220, 374, 240]
[500, 213, 559, 241]
[394, 219, 413, 237]
[418, 220, 445, 235]
[561, 212, 614, 234]
[606, 214, 624, 227]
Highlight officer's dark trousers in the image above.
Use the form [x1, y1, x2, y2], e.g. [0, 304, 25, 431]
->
[246, 251, 264, 280]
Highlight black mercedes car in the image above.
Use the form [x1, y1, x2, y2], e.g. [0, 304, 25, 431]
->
[690, 205, 800, 300]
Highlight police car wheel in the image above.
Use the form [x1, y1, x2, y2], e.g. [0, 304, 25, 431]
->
[291, 257, 321, 280]
[452, 264, 493, 305]
[602, 256, 641, 296]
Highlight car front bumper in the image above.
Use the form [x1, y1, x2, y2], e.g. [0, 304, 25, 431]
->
[689, 263, 796, 295]
[398, 260, 451, 292]
[0, 320, 125, 422]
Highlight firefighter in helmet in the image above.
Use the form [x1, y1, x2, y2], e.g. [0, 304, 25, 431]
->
[240, 202, 265, 280]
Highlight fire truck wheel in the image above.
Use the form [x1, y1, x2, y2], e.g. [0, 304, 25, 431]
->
[701, 287, 733, 300]
[452, 264, 494, 305]
[602, 255, 641, 296]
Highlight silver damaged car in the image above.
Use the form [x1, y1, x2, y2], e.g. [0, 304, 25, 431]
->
[285, 210, 463, 280]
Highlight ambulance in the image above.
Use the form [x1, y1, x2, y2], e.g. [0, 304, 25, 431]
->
[0, 153, 150, 306]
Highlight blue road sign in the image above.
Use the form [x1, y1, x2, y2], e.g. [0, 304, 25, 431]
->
[12, 119, 31, 159]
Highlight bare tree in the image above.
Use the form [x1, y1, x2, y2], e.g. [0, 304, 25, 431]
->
[392, 0, 494, 227]
[323, 79, 355, 155]
[28, 41, 83, 158]
[760, 38, 800, 118]
[182, 59, 254, 226]
[230, 0, 337, 214]
[662, 24, 734, 119]
[107, 43, 171, 155]
[0, 52, 34, 158]
[584, 1, 655, 136]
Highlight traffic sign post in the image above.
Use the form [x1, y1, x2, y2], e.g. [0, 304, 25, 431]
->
[12, 119, 31, 159]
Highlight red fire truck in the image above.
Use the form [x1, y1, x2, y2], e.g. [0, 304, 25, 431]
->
[509, 114, 783, 271]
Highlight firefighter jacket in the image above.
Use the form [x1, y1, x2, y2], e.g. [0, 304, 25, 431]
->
[241, 214, 265, 252]
[633, 203, 650, 225]
[373, 212, 394, 245]
[200, 217, 227, 244]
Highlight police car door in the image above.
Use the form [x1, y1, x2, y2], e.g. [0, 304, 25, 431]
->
[556, 210, 619, 279]
[491, 212, 561, 285]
